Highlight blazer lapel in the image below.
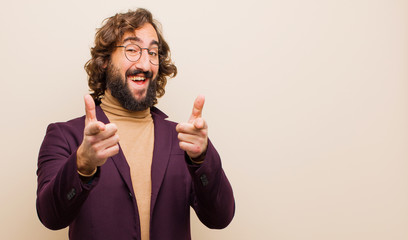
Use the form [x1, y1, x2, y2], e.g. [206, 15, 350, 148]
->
[150, 108, 172, 215]
[95, 106, 134, 195]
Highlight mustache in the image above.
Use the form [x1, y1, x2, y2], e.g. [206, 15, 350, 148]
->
[125, 69, 153, 79]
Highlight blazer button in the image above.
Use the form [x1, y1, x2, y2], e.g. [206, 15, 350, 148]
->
[200, 174, 209, 187]
[67, 188, 76, 200]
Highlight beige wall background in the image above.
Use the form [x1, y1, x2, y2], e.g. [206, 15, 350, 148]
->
[1, 0, 407, 239]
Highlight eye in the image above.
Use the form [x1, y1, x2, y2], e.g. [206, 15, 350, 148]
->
[148, 52, 157, 57]
[148, 48, 159, 56]
[125, 45, 140, 53]
[126, 48, 138, 53]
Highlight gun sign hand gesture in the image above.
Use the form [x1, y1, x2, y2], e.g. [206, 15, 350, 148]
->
[176, 95, 208, 161]
[76, 95, 120, 175]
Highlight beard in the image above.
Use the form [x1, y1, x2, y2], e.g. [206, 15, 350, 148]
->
[106, 63, 157, 111]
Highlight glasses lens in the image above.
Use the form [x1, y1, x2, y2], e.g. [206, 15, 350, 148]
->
[125, 44, 141, 62]
[148, 47, 160, 65]
[124, 44, 160, 65]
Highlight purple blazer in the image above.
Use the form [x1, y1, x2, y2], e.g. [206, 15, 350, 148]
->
[36, 106, 235, 240]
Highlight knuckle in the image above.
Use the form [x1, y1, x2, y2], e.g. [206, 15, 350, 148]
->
[96, 152, 106, 161]
[85, 135, 93, 143]
[193, 145, 201, 154]
[177, 133, 183, 140]
[109, 124, 118, 134]
[113, 145, 120, 153]
[88, 135, 100, 144]
[88, 138, 97, 145]
[110, 123, 118, 131]
[179, 141, 185, 150]
[90, 144, 99, 153]
[200, 133, 207, 140]
[111, 143, 119, 150]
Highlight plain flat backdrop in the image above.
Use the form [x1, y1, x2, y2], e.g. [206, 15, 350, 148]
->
[1, 0, 407, 239]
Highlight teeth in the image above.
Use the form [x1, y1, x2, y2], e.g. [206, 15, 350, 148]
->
[130, 76, 145, 81]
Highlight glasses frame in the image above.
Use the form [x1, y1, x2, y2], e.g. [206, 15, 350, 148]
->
[115, 44, 161, 66]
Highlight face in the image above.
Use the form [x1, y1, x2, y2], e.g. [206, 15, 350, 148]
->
[106, 23, 160, 111]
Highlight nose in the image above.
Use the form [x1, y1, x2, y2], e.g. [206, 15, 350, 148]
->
[134, 49, 151, 72]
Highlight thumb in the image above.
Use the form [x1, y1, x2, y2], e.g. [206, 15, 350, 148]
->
[188, 95, 205, 123]
[84, 94, 97, 124]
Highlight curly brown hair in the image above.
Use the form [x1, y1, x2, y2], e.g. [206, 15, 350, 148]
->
[84, 8, 177, 102]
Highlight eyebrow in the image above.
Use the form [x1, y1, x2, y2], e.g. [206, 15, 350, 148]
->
[123, 36, 159, 47]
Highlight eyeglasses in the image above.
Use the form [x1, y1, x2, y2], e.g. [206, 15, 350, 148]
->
[116, 44, 160, 65]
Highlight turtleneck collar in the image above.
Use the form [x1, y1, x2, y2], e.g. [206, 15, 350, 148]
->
[100, 90, 151, 119]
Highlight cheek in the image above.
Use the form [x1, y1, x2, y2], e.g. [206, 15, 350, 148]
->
[111, 53, 130, 75]
[153, 66, 159, 78]
[119, 64, 134, 78]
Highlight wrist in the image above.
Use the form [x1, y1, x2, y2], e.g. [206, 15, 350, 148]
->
[190, 151, 206, 165]
[76, 150, 96, 176]
[77, 167, 97, 177]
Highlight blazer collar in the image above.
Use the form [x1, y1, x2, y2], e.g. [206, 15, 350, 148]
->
[150, 106, 168, 119]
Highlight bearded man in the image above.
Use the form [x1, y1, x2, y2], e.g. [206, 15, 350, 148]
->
[36, 8, 235, 240]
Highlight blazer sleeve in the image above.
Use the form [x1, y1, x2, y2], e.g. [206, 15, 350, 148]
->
[187, 140, 235, 229]
[36, 122, 100, 230]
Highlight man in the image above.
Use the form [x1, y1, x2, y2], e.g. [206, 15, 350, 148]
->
[36, 8, 235, 240]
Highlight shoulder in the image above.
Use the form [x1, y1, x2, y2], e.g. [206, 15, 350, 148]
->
[48, 115, 85, 132]
[43, 115, 86, 148]
[47, 104, 106, 133]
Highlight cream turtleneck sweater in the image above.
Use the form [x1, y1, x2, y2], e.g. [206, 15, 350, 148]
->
[100, 91, 154, 240]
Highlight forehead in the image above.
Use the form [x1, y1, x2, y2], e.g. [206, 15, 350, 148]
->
[120, 23, 159, 45]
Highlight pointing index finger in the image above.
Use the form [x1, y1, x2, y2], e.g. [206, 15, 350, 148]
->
[84, 94, 97, 123]
[189, 95, 205, 123]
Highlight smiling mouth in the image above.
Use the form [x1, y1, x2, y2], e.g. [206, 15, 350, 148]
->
[127, 74, 150, 86]
[126, 69, 153, 86]
[129, 76, 146, 82]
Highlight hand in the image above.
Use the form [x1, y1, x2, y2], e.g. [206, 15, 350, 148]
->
[76, 95, 120, 175]
[176, 95, 208, 160]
